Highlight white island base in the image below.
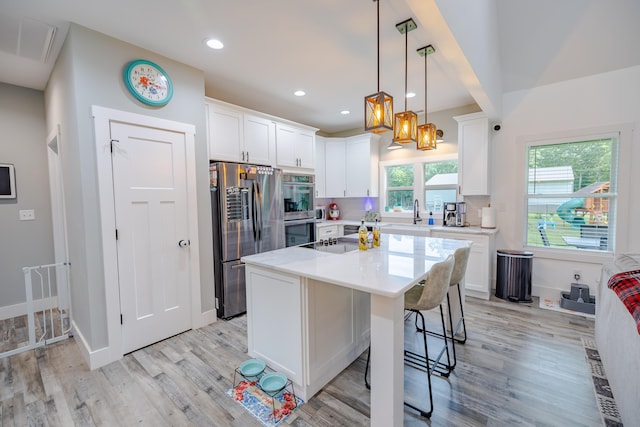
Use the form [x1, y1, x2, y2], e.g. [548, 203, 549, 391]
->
[246, 265, 370, 402]
[243, 235, 471, 427]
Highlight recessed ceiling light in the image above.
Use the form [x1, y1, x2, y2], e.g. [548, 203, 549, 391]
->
[340, 110, 350, 115]
[205, 38, 224, 49]
[294, 90, 306, 97]
[406, 92, 416, 98]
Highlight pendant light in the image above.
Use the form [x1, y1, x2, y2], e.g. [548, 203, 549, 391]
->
[417, 45, 437, 151]
[392, 18, 418, 144]
[364, 0, 393, 133]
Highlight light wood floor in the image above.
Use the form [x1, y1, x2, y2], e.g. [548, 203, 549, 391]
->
[0, 296, 602, 426]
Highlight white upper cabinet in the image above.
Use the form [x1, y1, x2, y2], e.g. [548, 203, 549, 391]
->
[324, 138, 346, 197]
[206, 100, 275, 165]
[206, 101, 244, 162]
[315, 136, 326, 198]
[322, 134, 379, 198]
[243, 114, 275, 166]
[454, 112, 491, 195]
[345, 134, 379, 197]
[276, 123, 315, 169]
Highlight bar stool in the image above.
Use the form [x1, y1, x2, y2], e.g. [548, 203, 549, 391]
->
[426, 246, 471, 371]
[364, 255, 455, 418]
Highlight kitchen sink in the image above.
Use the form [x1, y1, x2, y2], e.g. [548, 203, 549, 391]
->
[299, 236, 359, 254]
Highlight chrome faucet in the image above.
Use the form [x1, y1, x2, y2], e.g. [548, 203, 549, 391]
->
[413, 199, 422, 224]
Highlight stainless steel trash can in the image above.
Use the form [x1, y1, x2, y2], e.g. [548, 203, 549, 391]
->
[496, 250, 533, 302]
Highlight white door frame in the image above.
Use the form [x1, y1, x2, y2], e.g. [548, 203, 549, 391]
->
[46, 125, 70, 311]
[92, 105, 204, 369]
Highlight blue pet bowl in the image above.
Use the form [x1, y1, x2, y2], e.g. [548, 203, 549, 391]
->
[259, 372, 287, 393]
[239, 358, 266, 380]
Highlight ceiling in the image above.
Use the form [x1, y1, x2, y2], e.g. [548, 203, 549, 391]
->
[1, 0, 639, 135]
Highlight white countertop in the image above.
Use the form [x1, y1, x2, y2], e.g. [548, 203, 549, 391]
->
[242, 234, 471, 298]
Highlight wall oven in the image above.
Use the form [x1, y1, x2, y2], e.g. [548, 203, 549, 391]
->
[282, 173, 315, 221]
[284, 218, 316, 247]
[282, 173, 315, 246]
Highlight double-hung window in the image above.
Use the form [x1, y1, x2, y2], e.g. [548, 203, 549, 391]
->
[382, 156, 458, 215]
[525, 135, 618, 252]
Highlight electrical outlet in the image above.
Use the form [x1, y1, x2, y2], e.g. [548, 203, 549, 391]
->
[19, 209, 35, 221]
[573, 270, 581, 282]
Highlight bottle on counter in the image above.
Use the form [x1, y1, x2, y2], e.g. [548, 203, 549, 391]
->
[358, 220, 368, 251]
[428, 211, 434, 226]
[373, 219, 380, 247]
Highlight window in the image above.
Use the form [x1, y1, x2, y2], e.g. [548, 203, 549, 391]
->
[424, 161, 457, 213]
[381, 156, 458, 215]
[526, 136, 617, 252]
[386, 164, 414, 211]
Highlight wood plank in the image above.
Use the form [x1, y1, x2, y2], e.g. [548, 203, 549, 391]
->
[0, 296, 603, 427]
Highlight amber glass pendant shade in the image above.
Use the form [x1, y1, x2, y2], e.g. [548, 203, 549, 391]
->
[393, 110, 418, 144]
[417, 123, 437, 150]
[365, 91, 394, 133]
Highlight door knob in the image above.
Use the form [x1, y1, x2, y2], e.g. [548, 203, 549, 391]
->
[178, 240, 190, 248]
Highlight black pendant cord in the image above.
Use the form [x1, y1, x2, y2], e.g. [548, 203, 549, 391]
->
[424, 50, 427, 123]
[376, 0, 380, 93]
[404, 28, 408, 112]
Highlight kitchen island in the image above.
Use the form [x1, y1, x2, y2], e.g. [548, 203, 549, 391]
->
[241, 234, 471, 427]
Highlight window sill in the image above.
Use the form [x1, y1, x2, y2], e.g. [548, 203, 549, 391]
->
[524, 245, 614, 264]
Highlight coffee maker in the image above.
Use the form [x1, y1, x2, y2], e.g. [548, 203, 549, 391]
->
[443, 202, 467, 227]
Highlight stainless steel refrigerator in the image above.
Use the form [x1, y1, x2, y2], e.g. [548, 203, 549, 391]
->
[210, 162, 285, 319]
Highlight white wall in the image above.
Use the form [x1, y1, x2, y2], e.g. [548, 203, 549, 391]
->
[493, 65, 640, 297]
[0, 83, 54, 311]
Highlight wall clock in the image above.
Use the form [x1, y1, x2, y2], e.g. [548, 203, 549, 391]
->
[124, 59, 173, 106]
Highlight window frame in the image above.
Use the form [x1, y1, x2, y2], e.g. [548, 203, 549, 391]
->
[521, 125, 630, 260]
[380, 153, 458, 219]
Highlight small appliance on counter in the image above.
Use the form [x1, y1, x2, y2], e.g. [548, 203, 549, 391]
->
[443, 201, 467, 227]
[315, 206, 326, 221]
[328, 202, 340, 220]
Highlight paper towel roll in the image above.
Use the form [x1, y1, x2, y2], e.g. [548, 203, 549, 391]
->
[481, 207, 496, 229]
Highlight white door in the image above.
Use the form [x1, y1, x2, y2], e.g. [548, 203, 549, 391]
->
[110, 122, 192, 353]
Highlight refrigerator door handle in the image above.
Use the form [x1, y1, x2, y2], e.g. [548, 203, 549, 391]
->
[230, 263, 245, 270]
[253, 180, 263, 241]
[251, 182, 258, 242]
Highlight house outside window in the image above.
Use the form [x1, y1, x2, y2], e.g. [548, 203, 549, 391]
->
[381, 156, 458, 215]
[424, 161, 457, 213]
[526, 136, 617, 252]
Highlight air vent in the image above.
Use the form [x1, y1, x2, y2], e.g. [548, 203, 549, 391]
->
[0, 13, 56, 63]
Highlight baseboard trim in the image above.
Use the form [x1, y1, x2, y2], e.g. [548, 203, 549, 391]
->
[71, 320, 113, 370]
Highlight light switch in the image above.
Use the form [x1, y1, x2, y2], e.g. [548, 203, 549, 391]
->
[19, 209, 35, 221]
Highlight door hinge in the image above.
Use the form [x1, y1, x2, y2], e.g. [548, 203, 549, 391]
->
[120, 314, 123, 324]
[115, 229, 118, 240]
[110, 139, 119, 153]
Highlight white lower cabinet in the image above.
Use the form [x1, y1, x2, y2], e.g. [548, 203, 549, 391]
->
[431, 231, 494, 300]
[245, 265, 369, 401]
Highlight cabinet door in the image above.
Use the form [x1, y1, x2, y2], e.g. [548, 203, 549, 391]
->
[457, 113, 490, 195]
[206, 102, 243, 162]
[297, 131, 315, 169]
[246, 266, 303, 384]
[243, 114, 274, 166]
[324, 139, 346, 197]
[345, 136, 378, 197]
[275, 124, 297, 167]
[431, 232, 490, 299]
[315, 136, 326, 198]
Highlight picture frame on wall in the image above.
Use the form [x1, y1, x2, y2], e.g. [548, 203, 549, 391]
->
[0, 163, 16, 199]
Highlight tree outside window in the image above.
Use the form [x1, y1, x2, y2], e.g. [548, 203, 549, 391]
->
[386, 165, 413, 211]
